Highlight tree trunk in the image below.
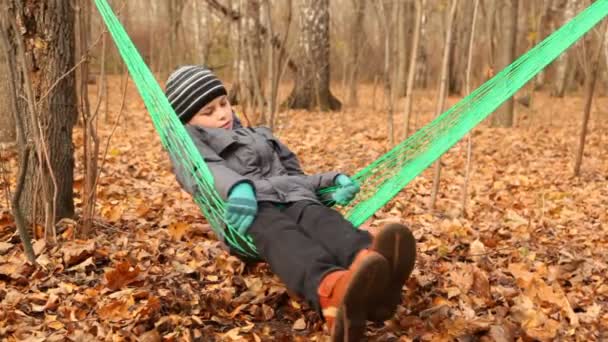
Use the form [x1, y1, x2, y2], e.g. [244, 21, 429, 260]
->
[461, 0, 480, 217]
[1, 1, 77, 228]
[492, 0, 518, 127]
[448, 1, 472, 96]
[429, 0, 458, 211]
[394, 1, 409, 98]
[0, 34, 16, 146]
[533, 0, 553, 90]
[168, 0, 185, 73]
[284, 0, 341, 111]
[229, 0, 264, 110]
[403, 0, 423, 138]
[415, 5, 428, 89]
[552, 0, 577, 97]
[574, 24, 605, 176]
[346, 0, 365, 107]
[192, 1, 209, 65]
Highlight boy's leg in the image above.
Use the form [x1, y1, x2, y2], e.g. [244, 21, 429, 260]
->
[283, 201, 373, 269]
[247, 202, 341, 312]
[250, 202, 392, 340]
[283, 201, 417, 323]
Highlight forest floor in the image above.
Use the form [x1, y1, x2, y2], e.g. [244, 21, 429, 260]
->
[1, 78, 607, 341]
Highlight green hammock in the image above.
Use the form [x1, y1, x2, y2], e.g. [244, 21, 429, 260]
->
[94, 0, 608, 259]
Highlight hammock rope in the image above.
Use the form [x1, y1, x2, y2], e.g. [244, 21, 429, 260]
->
[94, 0, 608, 258]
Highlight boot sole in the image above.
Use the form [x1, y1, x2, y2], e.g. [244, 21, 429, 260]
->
[368, 223, 417, 322]
[331, 253, 390, 342]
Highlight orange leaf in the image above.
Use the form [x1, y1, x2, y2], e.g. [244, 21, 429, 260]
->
[168, 222, 190, 241]
[104, 261, 141, 291]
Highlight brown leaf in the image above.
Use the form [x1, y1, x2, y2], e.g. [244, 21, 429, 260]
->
[507, 263, 534, 287]
[104, 261, 141, 291]
[62, 240, 95, 267]
[98, 296, 135, 322]
[293, 317, 307, 331]
[138, 330, 161, 342]
[488, 324, 516, 342]
[0, 241, 13, 254]
[472, 268, 491, 300]
[32, 239, 46, 256]
[261, 304, 274, 321]
[168, 222, 190, 241]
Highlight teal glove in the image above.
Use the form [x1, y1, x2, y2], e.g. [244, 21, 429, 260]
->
[225, 182, 257, 235]
[332, 174, 360, 205]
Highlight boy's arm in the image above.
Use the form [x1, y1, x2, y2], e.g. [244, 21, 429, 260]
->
[272, 139, 306, 176]
[259, 127, 305, 176]
[170, 140, 253, 201]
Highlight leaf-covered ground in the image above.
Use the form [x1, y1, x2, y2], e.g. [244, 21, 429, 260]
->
[1, 79, 607, 341]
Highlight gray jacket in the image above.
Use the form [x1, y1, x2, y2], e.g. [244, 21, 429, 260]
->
[171, 125, 339, 204]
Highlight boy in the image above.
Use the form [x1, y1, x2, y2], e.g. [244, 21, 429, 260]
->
[165, 65, 416, 341]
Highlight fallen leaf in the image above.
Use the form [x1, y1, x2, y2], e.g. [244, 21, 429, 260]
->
[0, 241, 13, 254]
[469, 239, 486, 260]
[293, 317, 307, 330]
[168, 222, 190, 241]
[32, 239, 46, 256]
[98, 296, 135, 322]
[68, 256, 95, 272]
[104, 260, 141, 291]
[62, 240, 95, 267]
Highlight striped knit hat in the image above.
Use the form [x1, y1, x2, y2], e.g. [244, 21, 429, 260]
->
[165, 65, 227, 124]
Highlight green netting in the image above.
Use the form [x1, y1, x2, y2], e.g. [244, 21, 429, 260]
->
[94, 0, 608, 259]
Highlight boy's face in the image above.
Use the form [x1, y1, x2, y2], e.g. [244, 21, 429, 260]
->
[188, 95, 234, 129]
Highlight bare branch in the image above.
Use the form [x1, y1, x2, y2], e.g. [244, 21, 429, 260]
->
[205, 0, 297, 72]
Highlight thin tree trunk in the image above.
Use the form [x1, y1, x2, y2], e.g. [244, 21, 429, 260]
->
[1, 1, 77, 233]
[0, 31, 16, 146]
[574, 25, 606, 177]
[491, 0, 519, 127]
[429, 0, 458, 211]
[265, 0, 275, 129]
[394, 1, 408, 98]
[192, 0, 208, 64]
[403, 0, 424, 138]
[534, 0, 553, 90]
[77, 1, 101, 237]
[346, 0, 365, 107]
[552, 0, 577, 97]
[461, 0, 479, 217]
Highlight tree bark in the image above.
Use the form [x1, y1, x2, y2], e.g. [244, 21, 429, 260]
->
[574, 24, 605, 176]
[491, 0, 518, 127]
[230, 0, 264, 112]
[168, 0, 186, 73]
[192, 1, 208, 65]
[552, 0, 577, 97]
[533, 0, 554, 90]
[284, 0, 341, 111]
[448, 1, 472, 96]
[346, 0, 366, 107]
[0, 33, 16, 146]
[1, 1, 77, 227]
[461, 0, 480, 217]
[429, 0, 458, 211]
[205, 0, 298, 73]
[403, 0, 423, 138]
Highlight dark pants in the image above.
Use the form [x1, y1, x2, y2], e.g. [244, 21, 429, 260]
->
[247, 201, 373, 312]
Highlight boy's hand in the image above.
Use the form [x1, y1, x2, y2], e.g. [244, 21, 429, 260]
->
[332, 174, 360, 205]
[225, 182, 257, 235]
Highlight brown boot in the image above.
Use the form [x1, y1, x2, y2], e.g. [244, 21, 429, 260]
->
[318, 250, 390, 342]
[367, 223, 417, 322]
